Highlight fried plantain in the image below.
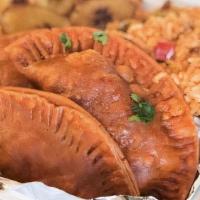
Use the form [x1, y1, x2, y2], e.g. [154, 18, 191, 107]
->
[70, 0, 141, 29]
[1, 5, 69, 33]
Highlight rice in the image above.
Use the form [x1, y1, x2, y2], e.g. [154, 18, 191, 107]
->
[107, 8, 200, 116]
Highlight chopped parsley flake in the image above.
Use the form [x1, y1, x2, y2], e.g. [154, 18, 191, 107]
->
[128, 115, 141, 122]
[93, 31, 108, 45]
[129, 93, 155, 123]
[131, 93, 141, 103]
[59, 33, 72, 50]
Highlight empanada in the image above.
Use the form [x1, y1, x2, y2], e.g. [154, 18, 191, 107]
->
[6, 27, 199, 200]
[1, 5, 69, 34]
[0, 87, 139, 198]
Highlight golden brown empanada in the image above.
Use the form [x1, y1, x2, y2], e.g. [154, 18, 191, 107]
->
[6, 27, 199, 200]
[0, 87, 139, 198]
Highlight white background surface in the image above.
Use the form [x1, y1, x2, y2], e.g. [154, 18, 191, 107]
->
[143, 0, 200, 10]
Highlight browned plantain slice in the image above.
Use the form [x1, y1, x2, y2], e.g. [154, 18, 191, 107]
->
[0, 0, 74, 15]
[69, 0, 140, 29]
[1, 5, 69, 34]
[0, 0, 11, 13]
[6, 27, 199, 200]
[0, 87, 139, 198]
[32, 0, 75, 15]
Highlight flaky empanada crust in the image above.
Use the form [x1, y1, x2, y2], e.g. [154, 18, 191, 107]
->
[6, 27, 199, 200]
[0, 87, 139, 198]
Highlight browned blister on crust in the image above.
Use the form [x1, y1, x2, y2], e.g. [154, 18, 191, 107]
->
[0, 87, 139, 198]
[6, 27, 199, 200]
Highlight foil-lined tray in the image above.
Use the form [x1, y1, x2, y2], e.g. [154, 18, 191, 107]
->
[95, 196, 157, 200]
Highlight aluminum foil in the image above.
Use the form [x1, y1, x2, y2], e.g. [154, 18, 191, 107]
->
[0, 177, 20, 191]
[194, 117, 200, 138]
[95, 196, 157, 200]
[0, 178, 158, 200]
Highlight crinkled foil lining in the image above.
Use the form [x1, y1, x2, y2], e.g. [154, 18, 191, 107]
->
[194, 117, 200, 138]
[0, 177, 158, 199]
[0, 177, 20, 191]
[94, 195, 158, 200]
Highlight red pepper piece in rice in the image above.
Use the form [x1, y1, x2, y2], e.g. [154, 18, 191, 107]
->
[154, 41, 175, 61]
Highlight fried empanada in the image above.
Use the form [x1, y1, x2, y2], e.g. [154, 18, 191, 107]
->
[0, 87, 139, 198]
[6, 27, 199, 200]
[1, 5, 69, 34]
[69, 0, 140, 29]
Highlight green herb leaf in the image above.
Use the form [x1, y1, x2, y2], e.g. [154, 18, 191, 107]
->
[93, 31, 108, 45]
[59, 33, 72, 50]
[131, 93, 141, 103]
[132, 101, 155, 123]
[129, 93, 155, 123]
[128, 115, 141, 122]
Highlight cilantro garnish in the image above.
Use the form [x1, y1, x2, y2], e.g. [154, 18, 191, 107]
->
[93, 31, 108, 45]
[131, 93, 141, 103]
[59, 33, 72, 50]
[129, 93, 155, 123]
